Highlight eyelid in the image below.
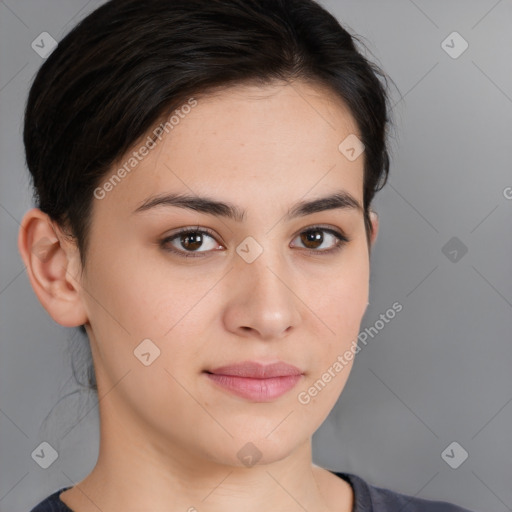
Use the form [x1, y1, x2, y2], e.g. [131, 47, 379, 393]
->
[290, 224, 349, 242]
[163, 225, 224, 245]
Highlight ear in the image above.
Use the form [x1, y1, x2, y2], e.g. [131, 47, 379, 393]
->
[369, 209, 379, 248]
[17, 208, 89, 327]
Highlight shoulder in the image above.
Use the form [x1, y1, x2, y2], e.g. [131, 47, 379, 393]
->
[334, 472, 477, 512]
[29, 487, 73, 512]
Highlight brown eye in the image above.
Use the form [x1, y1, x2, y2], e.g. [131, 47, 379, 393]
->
[179, 232, 205, 251]
[292, 227, 349, 253]
[160, 225, 349, 260]
[300, 229, 324, 249]
[160, 227, 222, 258]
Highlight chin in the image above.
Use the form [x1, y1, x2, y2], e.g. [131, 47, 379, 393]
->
[199, 432, 303, 469]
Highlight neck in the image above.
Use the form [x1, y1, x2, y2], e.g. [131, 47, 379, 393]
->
[61, 413, 341, 512]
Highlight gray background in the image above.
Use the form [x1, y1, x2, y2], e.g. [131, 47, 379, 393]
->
[1, 0, 511, 510]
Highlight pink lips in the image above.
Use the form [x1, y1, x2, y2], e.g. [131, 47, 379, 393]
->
[205, 361, 304, 402]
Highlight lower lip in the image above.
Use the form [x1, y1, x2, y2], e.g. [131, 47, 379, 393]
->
[205, 373, 303, 401]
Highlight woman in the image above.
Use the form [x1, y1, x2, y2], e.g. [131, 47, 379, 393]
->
[19, 0, 475, 510]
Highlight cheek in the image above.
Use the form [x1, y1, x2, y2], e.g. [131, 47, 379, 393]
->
[83, 242, 183, 339]
[331, 269, 369, 336]
[306, 245, 370, 339]
[82, 252, 201, 417]
[295, 263, 368, 418]
[300, 244, 369, 402]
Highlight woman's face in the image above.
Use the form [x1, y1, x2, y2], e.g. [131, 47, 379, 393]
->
[77, 81, 375, 468]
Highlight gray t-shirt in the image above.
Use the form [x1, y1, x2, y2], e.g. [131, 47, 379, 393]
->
[29, 471, 476, 512]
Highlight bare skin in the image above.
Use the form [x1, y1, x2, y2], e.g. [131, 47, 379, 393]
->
[19, 79, 378, 512]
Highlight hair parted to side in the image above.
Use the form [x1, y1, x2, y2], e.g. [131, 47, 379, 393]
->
[23, 0, 396, 395]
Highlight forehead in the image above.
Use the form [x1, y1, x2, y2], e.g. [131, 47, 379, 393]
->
[93, 80, 364, 217]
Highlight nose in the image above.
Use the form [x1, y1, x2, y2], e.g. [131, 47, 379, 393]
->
[222, 250, 302, 341]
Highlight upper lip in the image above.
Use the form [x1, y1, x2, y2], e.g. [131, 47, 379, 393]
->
[206, 361, 303, 378]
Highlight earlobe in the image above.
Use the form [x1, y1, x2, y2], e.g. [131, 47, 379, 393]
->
[17, 208, 89, 327]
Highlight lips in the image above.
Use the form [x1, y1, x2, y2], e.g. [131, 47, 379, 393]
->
[207, 361, 303, 378]
[204, 361, 304, 402]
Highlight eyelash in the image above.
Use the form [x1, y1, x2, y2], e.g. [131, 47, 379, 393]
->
[159, 225, 350, 259]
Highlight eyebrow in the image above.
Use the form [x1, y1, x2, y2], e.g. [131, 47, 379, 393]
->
[132, 190, 362, 221]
